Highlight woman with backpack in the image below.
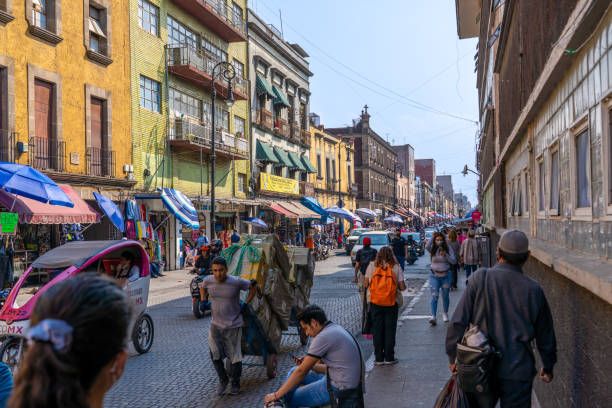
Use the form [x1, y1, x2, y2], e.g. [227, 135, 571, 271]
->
[365, 246, 406, 366]
[425, 232, 457, 326]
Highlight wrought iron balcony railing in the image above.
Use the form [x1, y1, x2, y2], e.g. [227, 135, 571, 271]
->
[0, 130, 16, 162]
[29, 137, 65, 172]
[86, 147, 116, 177]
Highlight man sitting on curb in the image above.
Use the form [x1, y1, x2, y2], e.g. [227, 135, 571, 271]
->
[264, 305, 364, 407]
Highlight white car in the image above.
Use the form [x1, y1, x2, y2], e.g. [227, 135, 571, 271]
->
[350, 231, 393, 266]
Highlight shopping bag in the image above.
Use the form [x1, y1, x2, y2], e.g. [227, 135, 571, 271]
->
[434, 377, 470, 408]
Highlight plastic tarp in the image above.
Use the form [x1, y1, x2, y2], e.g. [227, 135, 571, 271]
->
[31, 240, 123, 269]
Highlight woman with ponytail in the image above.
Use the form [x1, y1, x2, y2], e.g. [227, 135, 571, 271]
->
[8, 273, 131, 408]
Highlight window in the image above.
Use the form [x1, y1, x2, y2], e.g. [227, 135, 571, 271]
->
[348, 165, 352, 187]
[202, 37, 227, 62]
[549, 149, 559, 213]
[332, 160, 336, 181]
[167, 16, 197, 48]
[33, 0, 46, 29]
[538, 159, 545, 212]
[139, 76, 160, 112]
[273, 166, 282, 177]
[575, 129, 590, 208]
[316, 154, 321, 178]
[138, 0, 158, 36]
[169, 88, 200, 120]
[237, 173, 246, 193]
[234, 116, 245, 137]
[524, 170, 530, 214]
[603, 102, 612, 212]
[233, 59, 244, 79]
[215, 107, 229, 130]
[85, 84, 113, 177]
[88, 6, 105, 53]
[231, 2, 243, 27]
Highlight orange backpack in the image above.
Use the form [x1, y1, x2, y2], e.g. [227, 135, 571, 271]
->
[369, 265, 397, 306]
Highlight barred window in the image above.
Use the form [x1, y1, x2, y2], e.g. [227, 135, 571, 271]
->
[138, 0, 159, 36]
[238, 173, 246, 193]
[140, 76, 160, 112]
[233, 59, 244, 79]
[234, 116, 245, 137]
[169, 88, 200, 120]
[167, 15, 197, 48]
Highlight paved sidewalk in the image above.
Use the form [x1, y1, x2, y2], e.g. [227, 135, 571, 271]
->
[364, 275, 466, 407]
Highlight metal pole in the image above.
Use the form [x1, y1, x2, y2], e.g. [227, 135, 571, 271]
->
[200, 147, 203, 198]
[393, 162, 397, 210]
[211, 83, 216, 240]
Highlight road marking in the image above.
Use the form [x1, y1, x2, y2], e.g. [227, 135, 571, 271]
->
[399, 315, 431, 321]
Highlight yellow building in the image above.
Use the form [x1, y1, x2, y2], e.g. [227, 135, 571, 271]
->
[309, 123, 357, 230]
[0, 0, 133, 201]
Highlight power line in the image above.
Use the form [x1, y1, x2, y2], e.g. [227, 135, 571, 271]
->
[255, 0, 478, 124]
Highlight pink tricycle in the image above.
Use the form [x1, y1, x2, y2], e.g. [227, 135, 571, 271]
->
[0, 240, 155, 372]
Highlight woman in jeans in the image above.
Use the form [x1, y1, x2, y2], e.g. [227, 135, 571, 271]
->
[425, 232, 456, 325]
[365, 246, 406, 365]
[446, 230, 461, 290]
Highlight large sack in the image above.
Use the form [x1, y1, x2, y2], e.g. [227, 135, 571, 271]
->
[263, 268, 292, 330]
[250, 234, 291, 278]
[267, 314, 283, 350]
[287, 247, 314, 284]
[224, 243, 267, 289]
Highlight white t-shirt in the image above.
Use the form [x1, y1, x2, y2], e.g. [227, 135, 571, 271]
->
[365, 262, 404, 306]
[127, 265, 140, 281]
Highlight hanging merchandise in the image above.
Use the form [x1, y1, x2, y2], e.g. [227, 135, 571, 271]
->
[125, 199, 139, 221]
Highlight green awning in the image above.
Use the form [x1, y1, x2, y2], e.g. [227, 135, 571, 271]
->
[256, 74, 275, 98]
[273, 147, 295, 168]
[288, 152, 307, 171]
[272, 85, 291, 107]
[256, 140, 279, 163]
[301, 155, 317, 173]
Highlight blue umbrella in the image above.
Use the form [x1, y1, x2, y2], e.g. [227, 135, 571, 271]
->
[325, 206, 354, 221]
[356, 208, 377, 219]
[243, 217, 268, 229]
[93, 192, 125, 232]
[0, 162, 74, 207]
[384, 214, 403, 223]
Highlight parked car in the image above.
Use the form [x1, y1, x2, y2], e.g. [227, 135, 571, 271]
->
[345, 228, 371, 255]
[402, 232, 424, 256]
[350, 231, 392, 266]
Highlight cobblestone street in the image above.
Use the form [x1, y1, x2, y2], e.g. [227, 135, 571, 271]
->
[104, 250, 430, 407]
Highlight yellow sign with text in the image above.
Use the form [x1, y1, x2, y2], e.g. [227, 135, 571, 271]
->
[260, 173, 299, 195]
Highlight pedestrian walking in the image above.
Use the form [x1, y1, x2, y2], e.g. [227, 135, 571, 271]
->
[446, 230, 557, 408]
[8, 274, 130, 408]
[459, 229, 481, 284]
[447, 230, 461, 290]
[365, 246, 406, 365]
[230, 229, 241, 244]
[264, 305, 364, 407]
[457, 229, 467, 245]
[354, 237, 378, 335]
[200, 257, 257, 396]
[390, 229, 408, 271]
[425, 232, 456, 325]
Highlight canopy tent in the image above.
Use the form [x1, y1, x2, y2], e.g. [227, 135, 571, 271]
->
[272, 85, 291, 107]
[287, 152, 307, 172]
[356, 208, 377, 219]
[256, 140, 279, 163]
[301, 197, 332, 224]
[277, 201, 319, 218]
[0, 185, 100, 224]
[256, 74, 275, 98]
[325, 206, 362, 223]
[93, 192, 125, 232]
[268, 203, 298, 218]
[243, 217, 268, 229]
[136, 188, 199, 229]
[301, 155, 317, 173]
[384, 214, 403, 223]
[273, 147, 295, 169]
[408, 208, 419, 217]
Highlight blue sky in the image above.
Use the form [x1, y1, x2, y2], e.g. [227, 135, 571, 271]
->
[250, 0, 480, 205]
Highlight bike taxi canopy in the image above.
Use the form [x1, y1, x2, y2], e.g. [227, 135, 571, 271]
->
[31, 240, 126, 269]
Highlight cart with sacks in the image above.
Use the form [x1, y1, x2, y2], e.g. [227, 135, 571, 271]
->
[221, 234, 314, 378]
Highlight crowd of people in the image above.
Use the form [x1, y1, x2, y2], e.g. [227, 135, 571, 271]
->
[0, 221, 557, 408]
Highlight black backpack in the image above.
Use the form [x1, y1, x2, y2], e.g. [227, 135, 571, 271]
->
[358, 247, 377, 275]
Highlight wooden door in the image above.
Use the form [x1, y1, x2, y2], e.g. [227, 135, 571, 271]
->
[34, 79, 53, 169]
[90, 98, 103, 175]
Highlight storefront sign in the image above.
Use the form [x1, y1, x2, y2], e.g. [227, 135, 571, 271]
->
[260, 173, 299, 195]
[0, 212, 18, 234]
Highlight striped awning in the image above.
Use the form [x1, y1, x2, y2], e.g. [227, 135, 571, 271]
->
[256, 74, 275, 97]
[160, 188, 199, 229]
[268, 202, 298, 218]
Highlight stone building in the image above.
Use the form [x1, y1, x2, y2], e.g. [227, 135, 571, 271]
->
[456, 0, 612, 406]
[415, 158, 436, 188]
[327, 106, 397, 214]
[394, 143, 416, 209]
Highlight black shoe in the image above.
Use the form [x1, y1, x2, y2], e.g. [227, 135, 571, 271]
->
[384, 359, 399, 365]
[229, 383, 240, 395]
[217, 381, 228, 396]
[151, 275, 158, 278]
[158, 273, 166, 277]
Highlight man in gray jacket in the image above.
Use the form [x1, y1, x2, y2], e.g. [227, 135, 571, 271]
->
[459, 230, 481, 284]
[446, 230, 557, 407]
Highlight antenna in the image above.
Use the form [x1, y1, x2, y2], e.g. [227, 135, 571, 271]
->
[279, 9, 284, 38]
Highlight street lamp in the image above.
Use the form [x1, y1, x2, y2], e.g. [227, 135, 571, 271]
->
[461, 164, 480, 177]
[210, 61, 235, 239]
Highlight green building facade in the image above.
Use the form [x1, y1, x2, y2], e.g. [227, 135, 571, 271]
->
[129, 0, 250, 237]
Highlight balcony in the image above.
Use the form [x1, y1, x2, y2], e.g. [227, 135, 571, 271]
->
[274, 118, 288, 138]
[0, 130, 16, 162]
[86, 147, 116, 177]
[289, 123, 301, 143]
[256, 108, 274, 129]
[167, 46, 247, 100]
[170, 119, 248, 160]
[300, 129, 311, 147]
[29, 137, 65, 172]
[299, 181, 315, 197]
[170, 0, 246, 42]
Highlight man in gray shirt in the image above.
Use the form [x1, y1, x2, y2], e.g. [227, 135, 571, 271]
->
[200, 257, 256, 396]
[265, 305, 364, 407]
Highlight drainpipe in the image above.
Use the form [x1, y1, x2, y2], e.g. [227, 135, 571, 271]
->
[246, 12, 255, 221]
